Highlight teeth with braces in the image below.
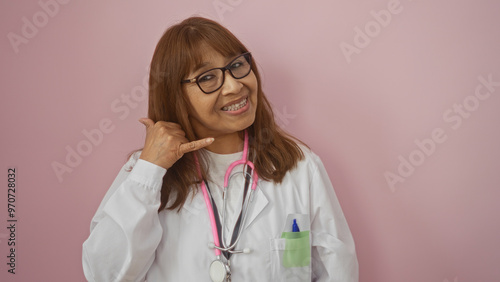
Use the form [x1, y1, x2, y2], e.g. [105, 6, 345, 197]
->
[222, 98, 247, 111]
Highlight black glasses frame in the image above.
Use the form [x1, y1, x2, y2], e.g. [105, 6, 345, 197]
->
[181, 52, 252, 94]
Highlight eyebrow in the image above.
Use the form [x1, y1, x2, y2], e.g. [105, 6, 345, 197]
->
[191, 54, 239, 74]
[192, 62, 212, 73]
[193, 54, 241, 72]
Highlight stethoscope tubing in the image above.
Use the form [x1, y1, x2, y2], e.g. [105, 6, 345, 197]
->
[220, 175, 254, 252]
[196, 130, 258, 258]
[200, 178, 222, 256]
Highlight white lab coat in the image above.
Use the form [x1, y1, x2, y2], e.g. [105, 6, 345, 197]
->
[82, 146, 358, 281]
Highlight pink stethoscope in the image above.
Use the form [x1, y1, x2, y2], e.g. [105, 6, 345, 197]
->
[195, 130, 258, 282]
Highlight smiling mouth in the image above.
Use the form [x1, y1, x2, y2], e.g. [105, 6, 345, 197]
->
[221, 98, 248, 111]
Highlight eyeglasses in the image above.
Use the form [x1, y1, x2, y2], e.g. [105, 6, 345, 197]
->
[181, 52, 252, 94]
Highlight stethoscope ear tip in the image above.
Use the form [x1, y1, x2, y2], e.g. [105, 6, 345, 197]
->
[243, 248, 251, 254]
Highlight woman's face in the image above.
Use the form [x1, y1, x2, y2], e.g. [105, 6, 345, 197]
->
[183, 47, 258, 139]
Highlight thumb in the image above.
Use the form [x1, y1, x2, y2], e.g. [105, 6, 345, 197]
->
[138, 118, 154, 129]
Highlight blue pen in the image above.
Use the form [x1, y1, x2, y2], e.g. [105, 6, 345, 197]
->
[292, 219, 300, 232]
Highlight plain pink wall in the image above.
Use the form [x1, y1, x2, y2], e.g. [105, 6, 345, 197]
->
[1, 0, 499, 281]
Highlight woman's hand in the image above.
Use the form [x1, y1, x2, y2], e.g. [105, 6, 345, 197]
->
[138, 118, 214, 169]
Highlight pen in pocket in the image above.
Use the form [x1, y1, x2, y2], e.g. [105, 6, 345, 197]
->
[292, 219, 300, 232]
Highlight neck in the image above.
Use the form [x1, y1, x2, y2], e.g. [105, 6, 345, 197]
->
[204, 131, 244, 154]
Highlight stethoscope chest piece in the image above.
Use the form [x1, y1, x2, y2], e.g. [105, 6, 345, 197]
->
[209, 259, 230, 282]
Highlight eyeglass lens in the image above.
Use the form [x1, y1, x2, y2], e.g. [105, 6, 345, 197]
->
[197, 54, 251, 93]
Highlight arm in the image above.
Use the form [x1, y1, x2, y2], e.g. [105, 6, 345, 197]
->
[82, 154, 166, 282]
[309, 154, 359, 282]
[82, 118, 213, 281]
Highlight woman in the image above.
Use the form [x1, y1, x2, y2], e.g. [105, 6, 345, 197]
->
[82, 16, 358, 282]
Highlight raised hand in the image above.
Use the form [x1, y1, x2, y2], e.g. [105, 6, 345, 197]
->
[138, 118, 214, 169]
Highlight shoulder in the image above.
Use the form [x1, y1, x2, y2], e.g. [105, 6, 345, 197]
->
[298, 144, 322, 166]
[292, 144, 325, 176]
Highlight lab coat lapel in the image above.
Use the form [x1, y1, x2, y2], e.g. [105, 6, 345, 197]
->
[182, 189, 212, 229]
[243, 183, 269, 230]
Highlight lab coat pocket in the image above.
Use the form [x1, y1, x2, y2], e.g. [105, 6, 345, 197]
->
[281, 231, 311, 267]
[270, 236, 311, 282]
[269, 214, 311, 282]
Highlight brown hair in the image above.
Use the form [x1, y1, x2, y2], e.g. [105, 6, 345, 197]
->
[132, 16, 305, 212]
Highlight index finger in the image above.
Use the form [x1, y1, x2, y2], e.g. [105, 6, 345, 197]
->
[178, 138, 215, 155]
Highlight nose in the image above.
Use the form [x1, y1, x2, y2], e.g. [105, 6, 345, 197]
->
[220, 70, 243, 95]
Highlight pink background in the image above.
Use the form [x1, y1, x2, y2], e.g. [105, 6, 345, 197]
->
[1, 0, 499, 281]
